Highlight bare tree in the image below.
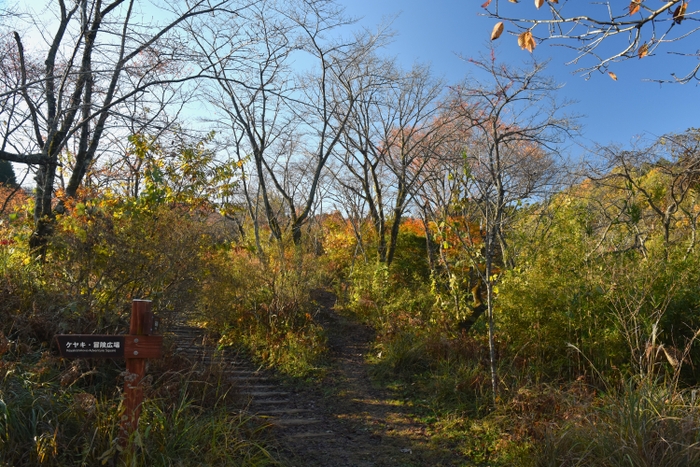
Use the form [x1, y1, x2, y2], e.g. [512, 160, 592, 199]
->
[191, 0, 296, 248]
[447, 54, 576, 399]
[484, 0, 700, 82]
[412, 115, 469, 314]
[332, 55, 394, 263]
[193, 0, 384, 252]
[335, 59, 445, 265]
[0, 0, 242, 253]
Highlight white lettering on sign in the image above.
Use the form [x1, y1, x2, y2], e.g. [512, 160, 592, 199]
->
[56, 335, 126, 358]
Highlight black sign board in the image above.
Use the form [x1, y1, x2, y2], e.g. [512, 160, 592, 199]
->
[55, 334, 126, 359]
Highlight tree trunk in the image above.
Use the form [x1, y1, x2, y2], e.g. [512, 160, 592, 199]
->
[386, 210, 402, 266]
[421, 211, 436, 273]
[485, 262, 498, 403]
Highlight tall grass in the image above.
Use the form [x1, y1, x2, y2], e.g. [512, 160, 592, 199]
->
[0, 347, 277, 466]
[533, 380, 700, 467]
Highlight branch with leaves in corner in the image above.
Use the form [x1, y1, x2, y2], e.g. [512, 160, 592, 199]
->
[484, 0, 699, 82]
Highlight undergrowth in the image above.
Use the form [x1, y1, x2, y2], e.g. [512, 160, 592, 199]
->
[0, 345, 276, 466]
[341, 253, 700, 466]
[534, 380, 700, 467]
[203, 243, 329, 380]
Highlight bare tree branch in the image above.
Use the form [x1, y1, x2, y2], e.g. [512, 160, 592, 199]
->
[485, 0, 700, 82]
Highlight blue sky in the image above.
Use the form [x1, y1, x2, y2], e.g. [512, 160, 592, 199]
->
[340, 0, 699, 156]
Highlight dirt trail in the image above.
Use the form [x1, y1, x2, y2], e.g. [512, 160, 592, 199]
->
[271, 290, 461, 467]
[171, 291, 464, 466]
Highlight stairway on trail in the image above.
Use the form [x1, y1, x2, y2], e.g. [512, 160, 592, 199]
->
[166, 306, 439, 467]
[167, 325, 333, 442]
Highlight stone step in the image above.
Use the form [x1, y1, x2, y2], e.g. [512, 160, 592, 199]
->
[249, 399, 291, 405]
[228, 370, 267, 376]
[170, 325, 327, 441]
[256, 408, 312, 415]
[246, 391, 289, 397]
[227, 376, 270, 382]
[237, 385, 278, 390]
[270, 418, 320, 427]
[281, 432, 335, 439]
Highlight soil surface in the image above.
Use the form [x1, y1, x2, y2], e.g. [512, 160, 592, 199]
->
[269, 290, 464, 467]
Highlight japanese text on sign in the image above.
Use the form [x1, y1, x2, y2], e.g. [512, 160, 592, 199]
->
[55, 335, 125, 358]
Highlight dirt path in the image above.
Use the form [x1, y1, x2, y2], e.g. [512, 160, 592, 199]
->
[271, 290, 462, 467]
[171, 291, 465, 466]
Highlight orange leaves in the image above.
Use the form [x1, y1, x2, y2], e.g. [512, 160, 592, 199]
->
[673, 2, 688, 24]
[638, 42, 649, 59]
[487, 0, 562, 50]
[491, 22, 504, 40]
[400, 217, 426, 237]
[629, 1, 641, 15]
[0, 185, 29, 214]
[608, 71, 618, 81]
[518, 30, 536, 52]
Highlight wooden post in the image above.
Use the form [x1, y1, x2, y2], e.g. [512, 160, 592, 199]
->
[55, 298, 162, 465]
[119, 299, 151, 448]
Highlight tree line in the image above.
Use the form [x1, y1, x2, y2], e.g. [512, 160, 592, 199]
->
[0, 0, 574, 256]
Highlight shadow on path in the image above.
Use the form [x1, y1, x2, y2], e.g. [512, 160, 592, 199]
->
[274, 289, 464, 467]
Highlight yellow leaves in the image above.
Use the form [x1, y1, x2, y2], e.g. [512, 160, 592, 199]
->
[608, 71, 618, 80]
[673, 2, 688, 24]
[491, 22, 504, 40]
[629, 1, 641, 15]
[535, 0, 545, 8]
[518, 30, 536, 52]
[638, 42, 649, 59]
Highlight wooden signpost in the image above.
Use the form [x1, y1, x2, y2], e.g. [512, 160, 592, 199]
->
[55, 299, 163, 448]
